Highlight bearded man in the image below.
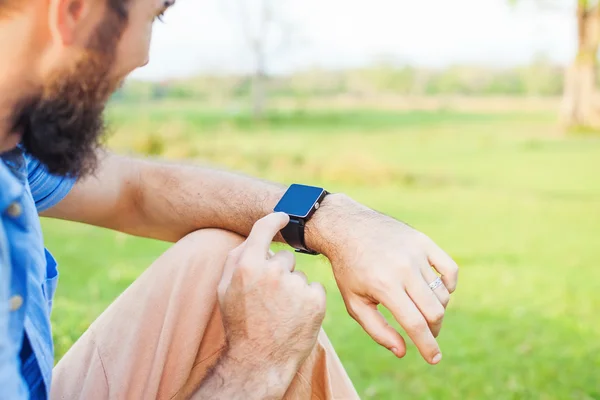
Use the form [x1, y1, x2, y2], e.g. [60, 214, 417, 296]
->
[0, 0, 459, 398]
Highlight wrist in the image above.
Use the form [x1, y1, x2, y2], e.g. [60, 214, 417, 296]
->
[223, 346, 294, 399]
[304, 192, 361, 259]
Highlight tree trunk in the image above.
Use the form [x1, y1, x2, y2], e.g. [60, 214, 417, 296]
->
[560, 3, 600, 129]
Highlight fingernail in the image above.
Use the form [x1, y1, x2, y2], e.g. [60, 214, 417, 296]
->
[432, 353, 442, 364]
[391, 347, 398, 356]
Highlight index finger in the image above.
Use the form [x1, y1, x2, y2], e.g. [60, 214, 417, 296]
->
[218, 242, 246, 296]
[381, 291, 442, 364]
[243, 212, 290, 262]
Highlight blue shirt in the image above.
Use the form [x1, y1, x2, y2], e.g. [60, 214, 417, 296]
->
[1, 148, 75, 399]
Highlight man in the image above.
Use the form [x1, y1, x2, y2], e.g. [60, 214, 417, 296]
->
[0, 0, 459, 398]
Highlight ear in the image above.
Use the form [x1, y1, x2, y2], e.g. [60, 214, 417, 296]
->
[47, 0, 95, 47]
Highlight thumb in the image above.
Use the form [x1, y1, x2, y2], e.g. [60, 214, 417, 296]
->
[218, 242, 246, 299]
[349, 299, 406, 358]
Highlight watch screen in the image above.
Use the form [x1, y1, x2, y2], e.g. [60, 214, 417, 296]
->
[274, 184, 325, 218]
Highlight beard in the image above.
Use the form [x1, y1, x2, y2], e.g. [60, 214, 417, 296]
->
[11, 7, 126, 178]
[15, 59, 115, 178]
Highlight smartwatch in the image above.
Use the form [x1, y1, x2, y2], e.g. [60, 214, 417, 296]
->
[274, 184, 329, 255]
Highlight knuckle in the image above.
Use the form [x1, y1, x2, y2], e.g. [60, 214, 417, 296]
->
[453, 265, 460, 279]
[280, 249, 294, 259]
[445, 277, 458, 293]
[399, 255, 423, 272]
[415, 231, 431, 246]
[395, 255, 413, 267]
[365, 329, 389, 347]
[440, 292, 451, 307]
[305, 303, 325, 325]
[276, 250, 296, 268]
[369, 332, 386, 346]
[309, 284, 327, 312]
[294, 270, 308, 283]
[261, 267, 284, 289]
[428, 308, 445, 325]
[405, 319, 428, 335]
[448, 281, 458, 293]
[286, 252, 297, 267]
[447, 266, 459, 281]
[369, 274, 395, 293]
[345, 302, 358, 319]
[451, 262, 460, 273]
[265, 263, 283, 278]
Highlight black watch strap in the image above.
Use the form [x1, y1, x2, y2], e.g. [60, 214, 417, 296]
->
[281, 218, 318, 255]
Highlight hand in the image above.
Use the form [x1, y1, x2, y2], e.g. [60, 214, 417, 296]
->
[309, 195, 459, 365]
[218, 212, 327, 388]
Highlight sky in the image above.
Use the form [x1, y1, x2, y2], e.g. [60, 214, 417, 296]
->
[130, 0, 576, 80]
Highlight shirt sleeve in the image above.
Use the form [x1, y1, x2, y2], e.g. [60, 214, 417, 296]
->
[25, 156, 77, 213]
[0, 227, 29, 399]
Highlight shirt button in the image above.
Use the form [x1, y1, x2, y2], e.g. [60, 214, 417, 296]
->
[6, 202, 22, 218]
[9, 295, 23, 311]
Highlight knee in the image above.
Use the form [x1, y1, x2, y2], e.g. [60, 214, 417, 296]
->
[171, 229, 245, 276]
[180, 228, 244, 247]
[178, 228, 245, 257]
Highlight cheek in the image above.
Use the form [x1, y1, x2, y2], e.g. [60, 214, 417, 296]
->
[112, 22, 152, 78]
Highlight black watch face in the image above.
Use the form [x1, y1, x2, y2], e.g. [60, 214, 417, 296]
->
[274, 184, 326, 218]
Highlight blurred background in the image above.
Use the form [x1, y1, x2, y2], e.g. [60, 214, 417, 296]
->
[45, 0, 600, 399]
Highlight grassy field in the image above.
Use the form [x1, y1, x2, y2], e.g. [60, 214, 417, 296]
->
[44, 101, 600, 399]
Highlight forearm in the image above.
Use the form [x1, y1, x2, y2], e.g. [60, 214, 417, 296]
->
[46, 152, 361, 257]
[132, 159, 286, 242]
[133, 158, 356, 256]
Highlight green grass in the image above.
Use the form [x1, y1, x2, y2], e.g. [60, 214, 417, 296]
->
[46, 101, 600, 399]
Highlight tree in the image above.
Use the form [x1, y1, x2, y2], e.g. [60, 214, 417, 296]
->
[513, 0, 600, 128]
[561, 1, 600, 128]
[224, 0, 299, 119]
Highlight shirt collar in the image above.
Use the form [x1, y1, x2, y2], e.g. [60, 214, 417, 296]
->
[0, 151, 25, 212]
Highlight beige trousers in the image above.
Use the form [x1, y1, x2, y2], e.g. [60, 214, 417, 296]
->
[51, 229, 359, 400]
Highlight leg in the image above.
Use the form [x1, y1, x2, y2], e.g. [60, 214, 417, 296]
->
[51, 229, 358, 400]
